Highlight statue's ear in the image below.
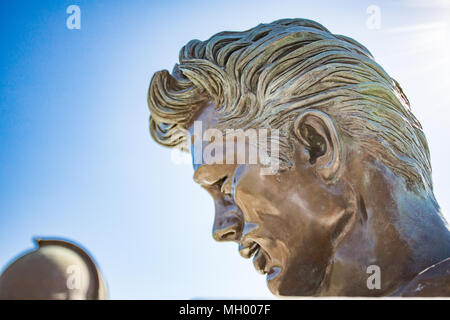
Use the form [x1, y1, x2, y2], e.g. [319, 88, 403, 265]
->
[293, 110, 342, 183]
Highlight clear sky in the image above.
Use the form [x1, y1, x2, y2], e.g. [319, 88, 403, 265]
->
[0, 0, 449, 299]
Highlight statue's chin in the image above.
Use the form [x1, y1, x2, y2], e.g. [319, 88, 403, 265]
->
[266, 267, 293, 297]
[268, 281, 320, 297]
[266, 275, 282, 296]
[267, 267, 325, 297]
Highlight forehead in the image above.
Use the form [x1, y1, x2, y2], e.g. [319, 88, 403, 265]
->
[187, 100, 268, 176]
[188, 101, 219, 169]
[188, 101, 248, 172]
[188, 101, 219, 136]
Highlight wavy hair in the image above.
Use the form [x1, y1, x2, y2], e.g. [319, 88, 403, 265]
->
[148, 18, 434, 195]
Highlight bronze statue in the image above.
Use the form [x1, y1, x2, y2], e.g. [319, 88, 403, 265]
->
[0, 238, 107, 300]
[147, 18, 450, 297]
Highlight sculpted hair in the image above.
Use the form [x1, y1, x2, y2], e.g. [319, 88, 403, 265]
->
[148, 18, 434, 195]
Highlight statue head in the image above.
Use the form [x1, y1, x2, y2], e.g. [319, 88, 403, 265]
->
[0, 238, 107, 300]
[148, 19, 443, 296]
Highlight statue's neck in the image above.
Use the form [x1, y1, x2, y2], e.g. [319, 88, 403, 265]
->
[320, 159, 450, 296]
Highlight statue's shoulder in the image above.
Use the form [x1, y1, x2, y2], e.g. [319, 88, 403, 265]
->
[398, 257, 450, 297]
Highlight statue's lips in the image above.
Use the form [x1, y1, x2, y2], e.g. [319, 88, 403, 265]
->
[239, 241, 273, 275]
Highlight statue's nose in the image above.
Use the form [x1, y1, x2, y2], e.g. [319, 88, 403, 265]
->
[212, 210, 242, 242]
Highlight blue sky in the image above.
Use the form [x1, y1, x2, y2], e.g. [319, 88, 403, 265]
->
[0, 0, 449, 299]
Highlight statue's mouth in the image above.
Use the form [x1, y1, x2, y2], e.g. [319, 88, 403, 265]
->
[239, 240, 274, 276]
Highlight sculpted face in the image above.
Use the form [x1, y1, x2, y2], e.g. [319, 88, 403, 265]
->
[149, 18, 450, 297]
[189, 102, 355, 296]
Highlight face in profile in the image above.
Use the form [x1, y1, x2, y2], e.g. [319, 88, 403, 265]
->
[189, 102, 355, 296]
[149, 18, 447, 297]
